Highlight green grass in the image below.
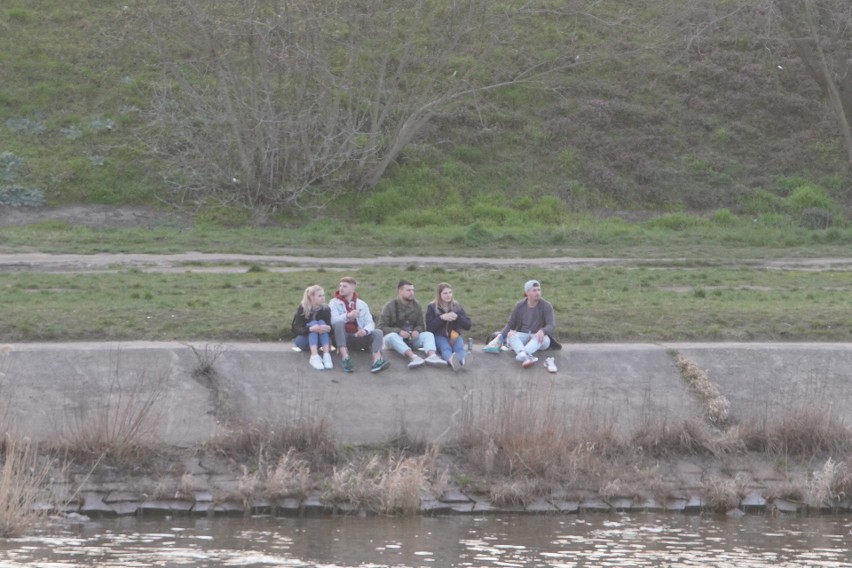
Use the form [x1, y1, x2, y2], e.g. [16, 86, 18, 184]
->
[2, 213, 852, 257]
[2, 1, 851, 218]
[1, 265, 849, 342]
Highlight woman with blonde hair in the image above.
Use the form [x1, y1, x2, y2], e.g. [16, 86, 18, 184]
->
[425, 282, 472, 371]
[291, 284, 333, 370]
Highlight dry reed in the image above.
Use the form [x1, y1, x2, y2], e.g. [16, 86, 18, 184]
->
[322, 446, 444, 515]
[0, 436, 54, 537]
[806, 458, 852, 508]
[59, 367, 166, 466]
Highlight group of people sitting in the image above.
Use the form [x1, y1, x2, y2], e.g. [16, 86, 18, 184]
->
[291, 276, 560, 374]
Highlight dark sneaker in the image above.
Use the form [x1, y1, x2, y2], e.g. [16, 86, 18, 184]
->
[371, 359, 390, 373]
[342, 358, 354, 373]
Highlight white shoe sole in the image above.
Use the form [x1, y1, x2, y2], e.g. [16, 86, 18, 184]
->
[449, 353, 460, 371]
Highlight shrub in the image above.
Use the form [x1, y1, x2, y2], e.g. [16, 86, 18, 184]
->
[0, 185, 46, 208]
[786, 183, 836, 213]
[463, 222, 493, 246]
[709, 208, 738, 227]
[527, 195, 565, 225]
[0, 152, 22, 183]
[798, 207, 835, 230]
[4, 117, 46, 136]
[470, 202, 516, 224]
[738, 189, 788, 216]
[754, 212, 795, 228]
[358, 189, 409, 224]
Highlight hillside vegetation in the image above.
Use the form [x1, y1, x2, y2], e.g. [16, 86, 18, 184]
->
[1, 0, 850, 230]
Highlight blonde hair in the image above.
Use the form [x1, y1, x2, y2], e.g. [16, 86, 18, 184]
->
[432, 282, 457, 310]
[300, 285, 325, 314]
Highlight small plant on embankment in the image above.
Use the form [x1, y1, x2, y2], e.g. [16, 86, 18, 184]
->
[55, 366, 167, 469]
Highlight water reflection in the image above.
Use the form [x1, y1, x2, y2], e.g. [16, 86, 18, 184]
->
[0, 513, 850, 567]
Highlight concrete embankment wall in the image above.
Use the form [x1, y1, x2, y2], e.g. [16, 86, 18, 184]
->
[3, 341, 852, 446]
[4, 341, 852, 518]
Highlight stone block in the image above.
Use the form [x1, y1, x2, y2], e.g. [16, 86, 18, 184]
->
[440, 490, 471, 503]
[80, 492, 114, 515]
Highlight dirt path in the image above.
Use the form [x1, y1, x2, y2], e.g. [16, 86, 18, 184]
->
[1, 251, 851, 274]
[3, 205, 852, 272]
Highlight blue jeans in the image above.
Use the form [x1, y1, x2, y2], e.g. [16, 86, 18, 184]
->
[436, 334, 465, 362]
[293, 320, 330, 351]
[507, 332, 550, 356]
[384, 331, 436, 356]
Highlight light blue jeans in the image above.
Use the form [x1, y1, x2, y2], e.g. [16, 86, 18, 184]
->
[507, 332, 550, 356]
[436, 334, 465, 363]
[384, 331, 436, 356]
[293, 320, 331, 351]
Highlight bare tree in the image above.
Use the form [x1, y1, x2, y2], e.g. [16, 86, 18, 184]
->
[772, 0, 852, 167]
[142, 0, 572, 211]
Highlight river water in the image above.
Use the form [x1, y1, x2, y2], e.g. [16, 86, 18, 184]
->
[1, 513, 850, 567]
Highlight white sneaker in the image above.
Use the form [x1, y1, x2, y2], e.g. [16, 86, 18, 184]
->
[322, 352, 334, 369]
[515, 351, 530, 363]
[424, 353, 445, 366]
[309, 354, 325, 370]
[408, 354, 425, 369]
[448, 352, 460, 371]
[544, 357, 557, 373]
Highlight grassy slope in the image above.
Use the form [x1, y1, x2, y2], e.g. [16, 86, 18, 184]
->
[1, 1, 849, 220]
[1, 2, 851, 345]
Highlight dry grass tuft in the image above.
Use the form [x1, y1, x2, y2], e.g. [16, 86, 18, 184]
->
[671, 352, 730, 425]
[58, 367, 166, 467]
[806, 458, 852, 508]
[0, 436, 54, 537]
[490, 478, 542, 507]
[734, 405, 850, 456]
[630, 416, 721, 457]
[701, 472, 748, 512]
[264, 449, 312, 500]
[322, 446, 445, 515]
[458, 384, 620, 484]
[235, 449, 313, 507]
[211, 415, 341, 472]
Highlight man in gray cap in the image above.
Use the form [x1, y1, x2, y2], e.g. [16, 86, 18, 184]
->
[494, 279, 559, 368]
